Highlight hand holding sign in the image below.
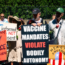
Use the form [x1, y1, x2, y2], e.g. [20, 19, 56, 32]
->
[31, 23, 37, 26]
[37, 23, 42, 26]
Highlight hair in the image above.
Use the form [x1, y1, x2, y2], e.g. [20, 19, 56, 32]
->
[19, 18, 25, 25]
[21, 20, 25, 25]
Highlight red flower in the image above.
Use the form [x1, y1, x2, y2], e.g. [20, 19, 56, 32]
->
[29, 20, 32, 24]
[19, 27, 21, 30]
[56, 24, 59, 28]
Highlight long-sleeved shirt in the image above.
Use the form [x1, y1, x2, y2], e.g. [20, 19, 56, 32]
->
[48, 19, 65, 45]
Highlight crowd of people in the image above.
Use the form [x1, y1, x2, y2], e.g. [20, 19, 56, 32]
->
[0, 7, 65, 65]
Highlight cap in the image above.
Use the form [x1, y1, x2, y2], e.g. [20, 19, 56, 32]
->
[32, 8, 40, 14]
[56, 7, 64, 13]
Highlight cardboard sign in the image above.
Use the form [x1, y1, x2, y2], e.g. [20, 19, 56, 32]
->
[21, 25, 49, 64]
[0, 22, 17, 41]
[0, 30, 7, 61]
[47, 45, 65, 65]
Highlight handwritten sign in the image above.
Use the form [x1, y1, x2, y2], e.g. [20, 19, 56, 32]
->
[0, 22, 17, 41]
[21, 25, 49, 64]
[0, 30, 7, 61]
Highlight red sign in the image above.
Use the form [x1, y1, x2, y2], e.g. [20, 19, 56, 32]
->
[0, 30, 7, 61]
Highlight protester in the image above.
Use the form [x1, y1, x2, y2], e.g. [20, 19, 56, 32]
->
[0, 14, 9, 65]
[0, 13, 8, 23]
[48, 7, 65, 44]
[8, 16, 22, 65]
[27, 8, 46, 65]
[27, 8, 47, 26]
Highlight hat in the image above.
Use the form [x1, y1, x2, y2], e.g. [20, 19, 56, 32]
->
[9, 16, 21, 23]
[32, 8, 40, 14]
[56, 7, 64, 13]
[13, 16, 20, 22]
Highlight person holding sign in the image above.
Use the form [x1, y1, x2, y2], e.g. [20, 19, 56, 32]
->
[48, 7, 65, 45]
[8, 16, 22, 65]
[27, 8, 47, 26]
[27, 8, 47, 65]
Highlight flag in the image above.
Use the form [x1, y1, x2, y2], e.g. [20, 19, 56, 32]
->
[49, 52, 65, 65]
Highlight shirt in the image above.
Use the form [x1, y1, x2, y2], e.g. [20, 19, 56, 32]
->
[16, 30, 22, 47]
[48, 19, 65, 45]
[27, 18, 43, 25]
[0, 18, 8, 23]
[32, 18, 42, 24]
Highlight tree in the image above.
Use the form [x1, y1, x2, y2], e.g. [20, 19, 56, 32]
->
[0, 0, 65, 19]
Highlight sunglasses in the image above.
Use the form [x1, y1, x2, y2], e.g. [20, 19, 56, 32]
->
[1, 16, 4, 17]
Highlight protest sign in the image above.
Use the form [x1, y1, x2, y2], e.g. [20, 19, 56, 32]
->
[47, 45, 65, 65]
[21, 25, 49, 64]
[0, 22, 17, 41]
[0, 30, 7, 61]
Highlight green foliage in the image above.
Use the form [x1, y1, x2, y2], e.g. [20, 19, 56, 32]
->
[0, 0, 65, 19]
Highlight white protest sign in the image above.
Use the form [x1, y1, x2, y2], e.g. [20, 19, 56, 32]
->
[0, 22, 17, 41]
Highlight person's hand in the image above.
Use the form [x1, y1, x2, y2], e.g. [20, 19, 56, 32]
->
[37, 23, 42, 26]
[31, 23, 37, 26]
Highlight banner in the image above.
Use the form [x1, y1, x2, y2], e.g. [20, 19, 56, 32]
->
[22, 24, 49, 64]
[0, 22, 17, 41]
[0, 30, 7, 61]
